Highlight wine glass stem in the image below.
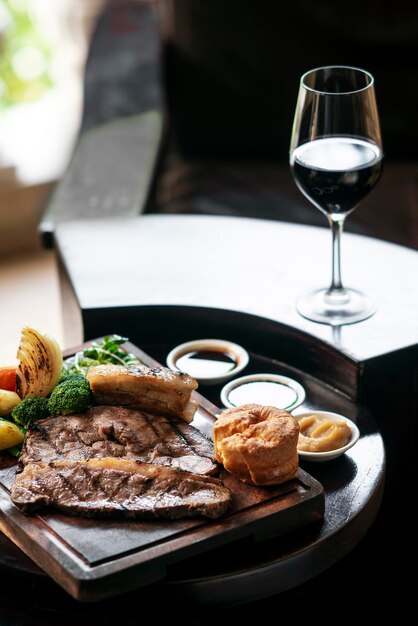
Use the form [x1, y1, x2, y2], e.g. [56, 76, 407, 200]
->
[326, 215, 348, 303]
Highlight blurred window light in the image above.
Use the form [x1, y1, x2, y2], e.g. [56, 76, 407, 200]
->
[12, 45, 47, 81]
[0, 0, 53, 110]
[0, 0, 102, 184]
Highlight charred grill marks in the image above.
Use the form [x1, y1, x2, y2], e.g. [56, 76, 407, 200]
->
[11, 406, 229, 519]
[170, 418, 204, 456]
[11, 460, 231, 519]
[19, 407, 217, 473]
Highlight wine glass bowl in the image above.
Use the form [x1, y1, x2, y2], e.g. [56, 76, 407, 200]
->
[290, 66, 383, 325]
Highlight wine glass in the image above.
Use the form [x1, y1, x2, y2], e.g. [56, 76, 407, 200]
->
[290, 66, 383, 325]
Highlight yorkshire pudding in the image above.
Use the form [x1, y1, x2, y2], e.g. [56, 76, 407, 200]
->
[213, 403, 299, 486]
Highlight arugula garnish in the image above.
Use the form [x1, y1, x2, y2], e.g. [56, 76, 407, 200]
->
[64, 335, 141, 376]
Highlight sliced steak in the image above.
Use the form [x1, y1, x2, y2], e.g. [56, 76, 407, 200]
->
[11, 458, 231, 519]
[19, 406, 217, 475]
[86, 363, 198, 423]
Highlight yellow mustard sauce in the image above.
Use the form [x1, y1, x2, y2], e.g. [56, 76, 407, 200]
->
[297, 414, 352, 452]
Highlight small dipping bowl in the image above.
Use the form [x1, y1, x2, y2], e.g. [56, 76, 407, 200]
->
[166, 338, 249, 385]
[220, 373, 306, 411]
[294, 410, 360, 462]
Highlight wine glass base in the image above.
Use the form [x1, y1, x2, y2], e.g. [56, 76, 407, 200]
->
[296, 288, 377, 326]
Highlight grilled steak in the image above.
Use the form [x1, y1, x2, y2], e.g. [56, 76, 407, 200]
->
[11, 458, 231, 519]
[19, 406, 217, 475]
[86, 364, 198, 422]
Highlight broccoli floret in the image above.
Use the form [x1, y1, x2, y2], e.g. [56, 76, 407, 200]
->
[57, 369, 86, 385]
[48, 378, 91, 416]
[11, 397, 50, 428]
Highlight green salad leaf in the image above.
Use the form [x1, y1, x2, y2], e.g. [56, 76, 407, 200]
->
[63, 335, 141, 376]
[7, 444, 24, 458]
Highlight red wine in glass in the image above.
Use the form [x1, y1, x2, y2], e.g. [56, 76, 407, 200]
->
[290, 66, 383, 325]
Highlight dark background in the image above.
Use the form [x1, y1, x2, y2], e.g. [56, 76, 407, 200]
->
[150, 0, 418, 248]
[164, 0, 417, 161]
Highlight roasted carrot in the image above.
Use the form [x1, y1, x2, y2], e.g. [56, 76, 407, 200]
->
[0, 366, 17, 392]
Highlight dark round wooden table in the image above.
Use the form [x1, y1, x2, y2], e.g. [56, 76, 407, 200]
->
[2, 213, 416, 622]
[0, 330, 385, 621]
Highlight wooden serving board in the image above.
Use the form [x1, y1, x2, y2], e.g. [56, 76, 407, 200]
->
[0, 340, 324, 602]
